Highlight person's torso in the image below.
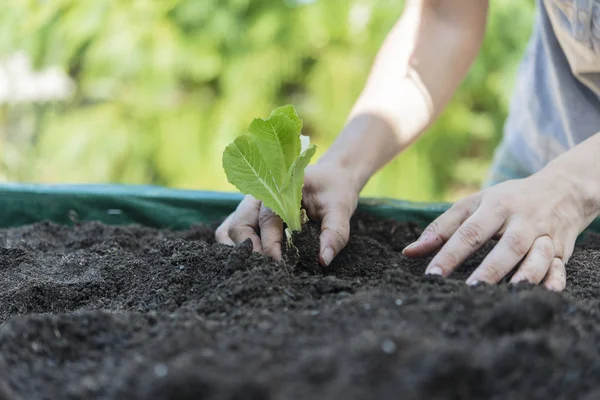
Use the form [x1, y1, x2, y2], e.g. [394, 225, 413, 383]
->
[503, 0, 600, 174]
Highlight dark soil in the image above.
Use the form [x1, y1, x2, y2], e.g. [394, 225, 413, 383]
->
[1, 212, 600, 400]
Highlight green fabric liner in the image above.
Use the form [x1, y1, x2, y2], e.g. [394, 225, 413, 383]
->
[0, 184, 599, 238]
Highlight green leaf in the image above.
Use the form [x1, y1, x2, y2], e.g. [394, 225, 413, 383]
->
[223, 105, 315, 233]
[284, 141, 316, 226]
[247, 105, 300, 185]
[222, 134, 287, 218]
[270, 105, 303, 135]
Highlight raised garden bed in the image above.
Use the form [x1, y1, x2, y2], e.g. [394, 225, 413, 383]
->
[1, 196, 600, 400]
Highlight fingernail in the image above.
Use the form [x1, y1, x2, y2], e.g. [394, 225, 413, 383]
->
[402, 242, 418, 255]
[466, 278, 479, 286]
[322, 246, 334, 266]
[425, 266, 443, 276]
[545, 283, 559, 292]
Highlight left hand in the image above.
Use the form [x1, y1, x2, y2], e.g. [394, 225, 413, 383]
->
[402, 171, 599, 291]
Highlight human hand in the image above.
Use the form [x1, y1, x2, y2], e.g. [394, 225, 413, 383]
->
[215, 162, 360, 266]
[402, 172, 600, 291]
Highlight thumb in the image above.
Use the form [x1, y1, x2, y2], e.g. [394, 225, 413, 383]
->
[319, 208, 351, 267]
[258, 204, 283, 261]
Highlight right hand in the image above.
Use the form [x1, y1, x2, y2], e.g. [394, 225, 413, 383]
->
[215, 162, 360, 266]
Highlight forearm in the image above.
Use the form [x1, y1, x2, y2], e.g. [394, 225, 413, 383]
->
[319, 0, 489, 190]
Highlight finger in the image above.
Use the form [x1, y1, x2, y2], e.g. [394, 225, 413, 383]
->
[543, 232, 576, 292]
[319, 207, 351, 267]
[466, 224, 535, 285]
[423, 204, 506, 276]
[227, 196, 263, 252]
[543, 258, 566, 292]
[553, 230, 577, 265]
[258, 204, 283, 261]
[215, 214, 235, 246]
[510, 235, 554, 284]
[403, 196, 480, 257]
[562, 238, 575, 265]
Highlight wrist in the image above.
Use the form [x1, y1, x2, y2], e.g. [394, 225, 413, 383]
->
[316, 152, 370, 195]
[539, 156, 600, 224]
[317, 113, 405, 194]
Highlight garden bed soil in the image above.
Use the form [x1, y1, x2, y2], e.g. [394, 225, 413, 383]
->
[1, 212, 600, 399]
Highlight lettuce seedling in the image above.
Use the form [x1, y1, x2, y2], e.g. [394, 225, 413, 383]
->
[222, 105, 316, 242]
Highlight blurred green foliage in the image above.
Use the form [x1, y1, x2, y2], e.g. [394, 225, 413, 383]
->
[0, 0, 534, 201]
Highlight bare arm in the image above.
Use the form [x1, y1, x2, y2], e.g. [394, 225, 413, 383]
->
[217, 0, 490, 266]
[319, 0, 489, 191]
